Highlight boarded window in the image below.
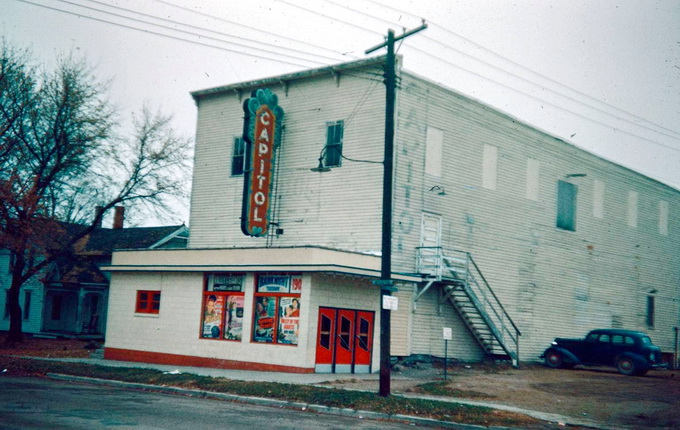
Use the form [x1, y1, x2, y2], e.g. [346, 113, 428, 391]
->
[526, 158, 539, 201]
[324, 121, 343, 167]
[556, 180, 577, 231]
[593, 179, 604, 219]
[482, 145, 497, 190]
[231, 137, 245, 176]
[425, 127, 443, 177]
[627, 191, 638, 228]
[659, 200, 669, 236]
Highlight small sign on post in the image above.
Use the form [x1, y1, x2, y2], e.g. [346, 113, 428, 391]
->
[382, 295, 399, 311]
[443, 327, 452, 379]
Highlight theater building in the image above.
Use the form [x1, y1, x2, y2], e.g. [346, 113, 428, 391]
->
[103, 56, 680, 373]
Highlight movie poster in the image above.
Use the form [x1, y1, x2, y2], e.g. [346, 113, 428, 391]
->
[224, 295, 244, 341]
[253, 296, 276, 343]
[202, 294, 224, 338]
[278, 297, 300, 345]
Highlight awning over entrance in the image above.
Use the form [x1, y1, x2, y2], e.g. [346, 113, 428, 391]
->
[102, 246, 421, 282]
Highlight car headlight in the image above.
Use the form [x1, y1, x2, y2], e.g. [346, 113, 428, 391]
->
[649, 353, 655, 362]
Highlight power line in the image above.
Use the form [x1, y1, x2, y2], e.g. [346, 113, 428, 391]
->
[17, 0, 322, 68]
[275, 0, 383, 38]
[318, 0, 680, 150]
[56, 0, 333, 66]
[400, 74, 680, 155]
[75, 0, 347, 64]
[362, 0, 680, 141]
[154, 0, 358, 61]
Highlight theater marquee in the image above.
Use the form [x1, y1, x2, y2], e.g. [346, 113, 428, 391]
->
[241, 89, 284, 237]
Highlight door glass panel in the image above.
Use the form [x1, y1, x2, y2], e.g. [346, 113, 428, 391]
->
[339, 316, 351, 350]
[320, 314, 331, 349]
[358, 318, 369, 350]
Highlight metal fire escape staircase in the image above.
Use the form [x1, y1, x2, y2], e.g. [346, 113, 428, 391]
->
[415, 247, 521, 366]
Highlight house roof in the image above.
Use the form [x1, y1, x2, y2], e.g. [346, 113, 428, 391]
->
[74, 225, 188, 256]
[47, 224, 188, 286]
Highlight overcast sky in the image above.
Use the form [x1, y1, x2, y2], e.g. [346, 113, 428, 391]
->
[2, 0, 679, 226]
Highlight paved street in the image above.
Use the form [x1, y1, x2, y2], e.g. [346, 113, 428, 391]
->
[0, 376, 421, 429]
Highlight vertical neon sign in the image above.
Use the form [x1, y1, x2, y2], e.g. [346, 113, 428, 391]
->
[241, 89, 284, 237]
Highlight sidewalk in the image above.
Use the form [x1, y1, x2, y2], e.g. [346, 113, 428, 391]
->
[19, 355, 612, 429]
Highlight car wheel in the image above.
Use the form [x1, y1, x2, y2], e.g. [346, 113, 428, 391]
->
[544, 350, 564, 369]
[616, 356, 637, 376]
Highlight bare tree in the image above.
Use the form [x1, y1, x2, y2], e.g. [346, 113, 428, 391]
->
[0, 42, 191, 343]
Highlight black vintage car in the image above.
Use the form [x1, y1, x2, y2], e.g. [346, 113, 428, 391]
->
[541, 329, 666, 376]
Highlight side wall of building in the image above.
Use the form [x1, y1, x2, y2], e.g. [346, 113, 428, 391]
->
[393, 72, 680, 360]
[106, 271, 387, 371]
[189, 69, 386, 253]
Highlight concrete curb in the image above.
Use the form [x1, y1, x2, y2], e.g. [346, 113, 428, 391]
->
[46, 373, 505, 429]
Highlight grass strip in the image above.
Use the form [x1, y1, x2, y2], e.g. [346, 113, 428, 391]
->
[0, 356, 538, 428]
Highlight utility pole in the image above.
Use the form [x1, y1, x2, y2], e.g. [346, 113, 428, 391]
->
[366, 21, 427, 398]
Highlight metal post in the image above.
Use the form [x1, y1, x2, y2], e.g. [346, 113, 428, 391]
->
[444, 339, 448, 380]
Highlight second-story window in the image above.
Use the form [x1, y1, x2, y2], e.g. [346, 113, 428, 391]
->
[556, 180, 577, 231]
[324, 121, 343, 168]
[231, 137, 245, 176]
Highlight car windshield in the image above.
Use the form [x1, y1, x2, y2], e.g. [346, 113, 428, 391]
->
[640, 336, 652, 345]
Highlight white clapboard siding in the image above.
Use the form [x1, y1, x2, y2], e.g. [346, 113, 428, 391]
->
[189, 68, 386, 253]
[187, 57, 679, 363]
[410, 285, 485, 361]
[394, 71, 680, 359]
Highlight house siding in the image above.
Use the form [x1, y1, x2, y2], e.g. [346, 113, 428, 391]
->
[0, 250, 46, 334]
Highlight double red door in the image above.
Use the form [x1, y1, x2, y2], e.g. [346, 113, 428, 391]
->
[315, 307, 374, 373]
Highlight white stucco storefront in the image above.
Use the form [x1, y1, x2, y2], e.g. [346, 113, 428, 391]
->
[103, 246, 419, 373]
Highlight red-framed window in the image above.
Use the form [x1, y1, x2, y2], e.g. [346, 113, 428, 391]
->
[201, 273, 245, 341]
[252, 273, 302, 346]
[135, 290, 161, 314]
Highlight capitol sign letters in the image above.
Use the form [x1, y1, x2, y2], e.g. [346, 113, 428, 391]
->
[241, 89, 284, 237]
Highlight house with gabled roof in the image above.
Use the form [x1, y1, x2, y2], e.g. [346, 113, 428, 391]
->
[1, 207, 188, 338]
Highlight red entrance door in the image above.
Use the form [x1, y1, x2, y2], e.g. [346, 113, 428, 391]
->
[315, 307, 374, 374]
[354, 311, 374, 373]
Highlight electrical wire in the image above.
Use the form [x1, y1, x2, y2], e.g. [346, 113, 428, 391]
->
[275, 0, 383, 38]
[317, 0, 680, 151]
[362, 0, 680, 141]
[54, 0, 333, 66]
[400, 52, 680, 153]
[70, 0, 347, 64]
[154, 0, 359, 61]
[17, 0, 325, 68]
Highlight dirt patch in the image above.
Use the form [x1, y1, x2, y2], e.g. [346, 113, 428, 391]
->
[329, 362, 680, 429]
[0, 332, 95, 359]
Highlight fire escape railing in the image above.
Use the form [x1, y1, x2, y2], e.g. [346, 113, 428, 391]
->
[415, 246, 521, 366]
